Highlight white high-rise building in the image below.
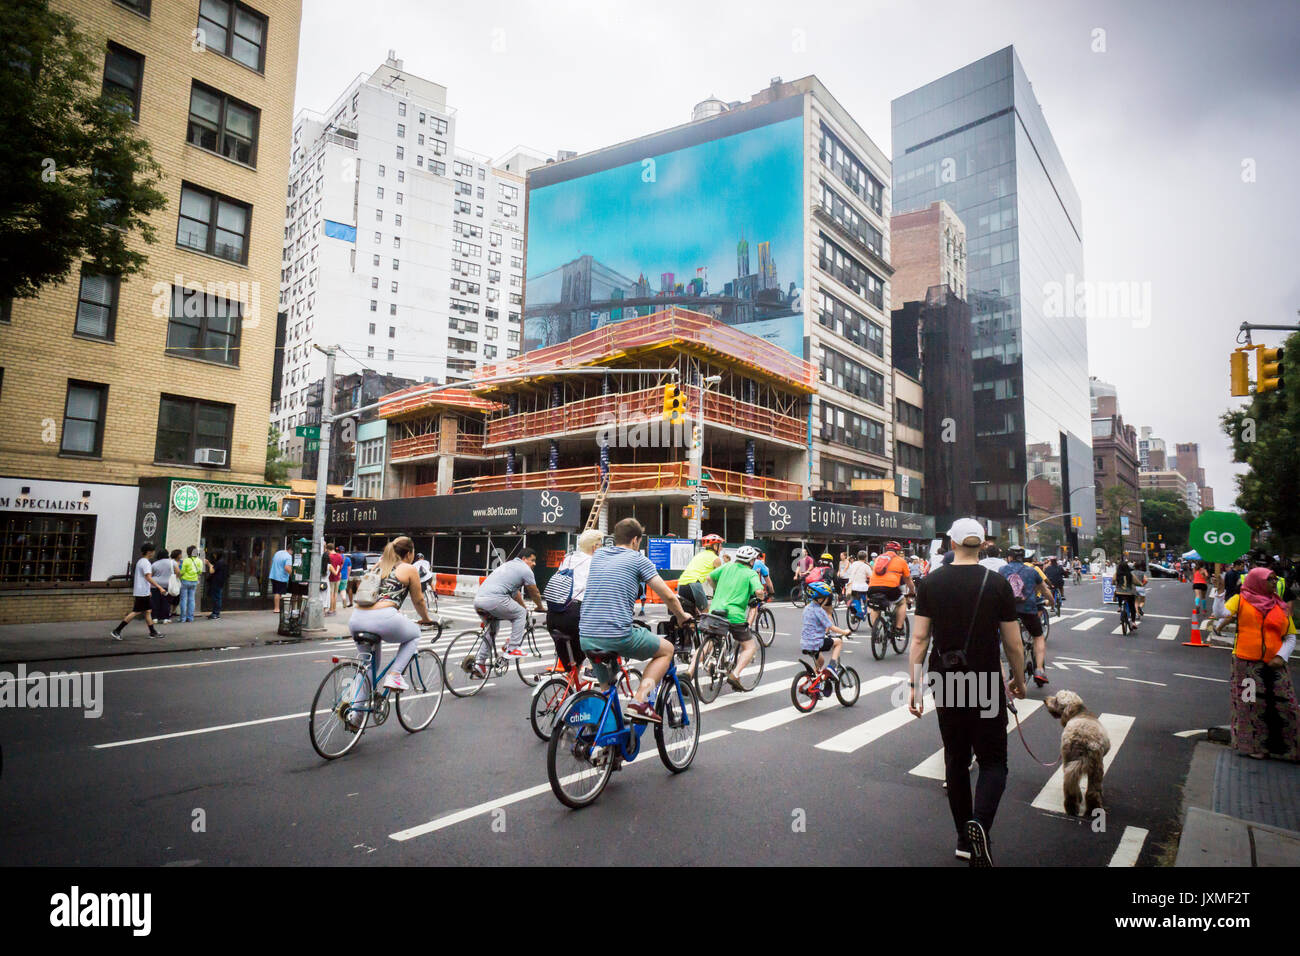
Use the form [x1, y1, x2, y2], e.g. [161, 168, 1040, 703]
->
[273, 54, 545, 444]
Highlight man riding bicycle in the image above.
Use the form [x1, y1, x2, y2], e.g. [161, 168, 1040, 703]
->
[866, 541, 916, 637]
[705, 544, 764, 693]
[579, 518, 693, 723]
[677, 534, 723, 619]
[999, 546, 1056, 685]
[748, 548, 776, 628]
[1043, 556, 1066, 609]
[472, 548, 546, 670]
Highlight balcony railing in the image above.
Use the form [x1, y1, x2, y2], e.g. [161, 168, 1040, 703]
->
[483, 385, 804, 447]
[390, 431, 489, 462]
[450, 462, 802, 500]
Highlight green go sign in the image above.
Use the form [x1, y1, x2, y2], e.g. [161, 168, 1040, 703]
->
[1189, 510, 1252, 563]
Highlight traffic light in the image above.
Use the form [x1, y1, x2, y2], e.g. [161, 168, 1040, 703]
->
[690, 425, 701, 450]
[1230, 348, 1251, 396]
[1256, 346, 1284, 394]
[662, 383, 686, 424]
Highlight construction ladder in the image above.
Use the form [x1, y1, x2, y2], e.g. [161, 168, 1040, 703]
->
[584, 475, 610, 533]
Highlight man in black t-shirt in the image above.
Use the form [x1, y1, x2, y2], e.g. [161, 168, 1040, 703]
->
[909, 518, 1026, 867]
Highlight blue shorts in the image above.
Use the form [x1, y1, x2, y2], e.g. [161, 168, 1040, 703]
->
[580, 624, 661, 683]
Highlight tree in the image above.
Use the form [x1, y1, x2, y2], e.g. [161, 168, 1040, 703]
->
[0, 0, 166, 302]
[1139, 488, 1193, 554]
[1221, 330, 1300, 553]
[265, 426, 291, 484]
[1095, 485, 1137, 561]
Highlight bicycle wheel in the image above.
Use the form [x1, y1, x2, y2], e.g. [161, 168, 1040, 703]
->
[529, 675, 570, 742]
[618, 667, 643, 696]
[309, 661, 371, 759]
[835, 666, 861, 707]
[1021, 629, 1036, 682]
[790, 585, 807, 608]
[891, 616, 911, 655]
[655, 677, 700, 772]
[693, 636, 723, 703]
[515, 625, 544, 687]
[1120, 608, 1131, 636]
[1039, 610, 1051, 640]
[547, 690, 615, 809]
[870, 616, 888, 660]
[736, 632, 765, 691]
[442, 629, 492, 698]
[754, 607, 776, 647]
[846, 601, 861, 633]
[396, 649, 445, 732]
[790, 669, 819, 713]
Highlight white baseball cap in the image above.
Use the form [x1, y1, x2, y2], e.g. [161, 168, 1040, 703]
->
[947, 518, 985, 547]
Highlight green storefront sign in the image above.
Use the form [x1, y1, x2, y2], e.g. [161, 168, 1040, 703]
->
[200, 489, 281, 516]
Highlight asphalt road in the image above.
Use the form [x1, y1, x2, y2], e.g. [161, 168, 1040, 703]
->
[0, 575, 1229, 866]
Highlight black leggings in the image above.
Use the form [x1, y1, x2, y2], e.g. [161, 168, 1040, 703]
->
[546, 602, 585, 668]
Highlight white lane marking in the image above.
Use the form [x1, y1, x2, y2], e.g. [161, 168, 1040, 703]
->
[1116, 677, 1166, 686]
[1173, 729, 1207, 738]
[1108, 826, 1149, 867]
[1157, 625, 1180, 641]
[1175, 673, 1228, 683]
[909, 699, 1044, 779]
[1072, 618, 1104, 631]
[696, 662, 799, 713]
[732, 674, 904, 732]
[815, 693, 932, 754]
[1030, 713, 1135, 814]
[388, 728, 732, 841]
[1110, 626, 1126, 635]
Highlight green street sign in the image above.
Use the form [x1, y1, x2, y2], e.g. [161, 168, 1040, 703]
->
[305, 439, 320, 453]
[295, 425, 320, 439]
[701, 471, 713, 481]
[686, 478, 699, 486]
[1189, 510, 1252, 563]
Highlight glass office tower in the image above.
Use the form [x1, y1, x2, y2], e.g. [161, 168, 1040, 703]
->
[891, 46, 1094, 552]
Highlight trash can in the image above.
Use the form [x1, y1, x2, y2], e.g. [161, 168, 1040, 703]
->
[277, 599, 303, 638]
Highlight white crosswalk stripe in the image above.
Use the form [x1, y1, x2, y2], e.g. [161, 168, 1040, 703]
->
[1072, 617, 1104, 631]
[815, 693, 932, 754]
[1157, 624, 1180, 641]
[732, 674, 903, 732]
[909, 699, 1045, 779]
[1029, 713, 1135, 814]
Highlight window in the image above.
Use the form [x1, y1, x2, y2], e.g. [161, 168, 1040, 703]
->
[0, 512, 98, 583]
[897, 441, 924, 472]
[177, 183, 251, 264]
[187, 81, 259, 165]
[388, 326, 395, 338]
[394, 214, 402, 227]
[819, 180, 882, 257]
[387, 349, 394, 361]
[155, 395, 233, 465]
[816, 289, 883, 356]
[431, 161, 446, 176]
[822, 457, 886, 492]
[896, 399, 924, 430]
[390, 281, 398, 293]
[818, 233, 883, 309]
[395, 192, 403, 205]
[367, 346, 375, 358]
[74, 269, 118, 340]
[431, 117, 448, 135]
[476, 187, 484, 200]
[102, 43, 144, 120]
[392, 259, 399, 271]
[368, 322, 375, 334]
[378, 165, 385, 178]
[370, 277, 378, 289]
[369, 300, 377, 311]
[819, 122, 884, 215]
[484, 345, 498, 360]
[373, 231, 381, 243]
[372, 254, 380, 266]
[115, 0, 151, 14]
[398, 101, 406, 117]
[389, 304, 396, 315]
[396, 123, 405, 138]
[166, 286, 242, 366]
[197, 0, 267, 72]
[376, 186, 384, 200]
[396, 146, 404, 160]
[821, 347, 884, 406]
[397, 170, 404, 182]
[61, 381, 108, 457]
[820, 400, 885, 456]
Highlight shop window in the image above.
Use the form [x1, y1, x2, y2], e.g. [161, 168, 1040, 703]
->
[0, 513, 97, 583]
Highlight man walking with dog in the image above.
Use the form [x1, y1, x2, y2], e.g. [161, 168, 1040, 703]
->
[909, 518, 1026, 866]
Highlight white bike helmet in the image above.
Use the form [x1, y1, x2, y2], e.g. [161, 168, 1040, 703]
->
[735, 545, 759, 564]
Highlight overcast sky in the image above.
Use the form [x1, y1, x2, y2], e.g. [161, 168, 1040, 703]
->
[295, 0, 1300, 509]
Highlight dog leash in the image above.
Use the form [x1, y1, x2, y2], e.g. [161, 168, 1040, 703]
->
[1004, 682, 1060, 768]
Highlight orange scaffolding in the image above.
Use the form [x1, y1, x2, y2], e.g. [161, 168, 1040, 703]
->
[448, 462, 802, 501]
[378, 386, 504, 421]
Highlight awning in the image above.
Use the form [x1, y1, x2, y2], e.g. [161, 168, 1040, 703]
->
[753, 500, 936, 540]
[325, 490, 581, 533]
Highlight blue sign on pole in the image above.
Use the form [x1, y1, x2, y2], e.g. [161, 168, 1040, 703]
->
[647, 537, 673, 571]
[1102, 575, 1115, 604]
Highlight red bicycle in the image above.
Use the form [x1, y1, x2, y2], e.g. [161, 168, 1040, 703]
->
[529, 657, 641, 741]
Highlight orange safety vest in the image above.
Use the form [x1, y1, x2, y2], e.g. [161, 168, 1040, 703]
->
[1232, 600, 1290, 662]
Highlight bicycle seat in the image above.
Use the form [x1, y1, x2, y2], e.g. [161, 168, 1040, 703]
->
[586, 650, 620, 665]
[352, 631, 383, 645]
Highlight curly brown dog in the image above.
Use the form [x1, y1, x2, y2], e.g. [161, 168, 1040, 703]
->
[1044, 690, 1110, 816]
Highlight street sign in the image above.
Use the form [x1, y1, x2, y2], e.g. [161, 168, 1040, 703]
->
[1189, 510, 1252, 563]
[697, 487, 710, 502]
[1102, 575, 1115, 604]
[305, 439, 320, 453]
[701, 471, 713, 481]
[295, 425, 320, 439]
[686, 478, 699, 486]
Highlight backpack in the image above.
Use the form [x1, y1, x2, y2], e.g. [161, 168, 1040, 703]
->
[542, 561, 575, 612]
[352, 567, 384, 607]
[873, 554, 893, 576]
[1004, 566, 1027, 602]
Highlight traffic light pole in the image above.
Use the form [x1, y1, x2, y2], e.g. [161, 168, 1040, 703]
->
[304, 344, 337, 632]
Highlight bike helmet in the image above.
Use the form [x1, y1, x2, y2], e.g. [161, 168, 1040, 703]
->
[702, 533, 723, 546]
[735, 545, 759, 564]
[820, 552, 834, 561]
[1009, 546, 1026, 559]
[885, 541, 902, 552]
[808, 581, 833, 600]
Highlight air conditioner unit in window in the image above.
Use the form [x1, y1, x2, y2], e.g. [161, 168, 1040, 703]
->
[820, 425, 833, 442]
[195, 447, 227, 467]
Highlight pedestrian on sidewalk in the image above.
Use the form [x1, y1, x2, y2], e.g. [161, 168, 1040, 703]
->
[150, 549, 178, 624]
[207, 550, 228, 619]
[269, 544, 292, 614]
[1217, 566, 1299, 762]
[112, 543, 165, 640]
[909, 518, 1026, 866]
[178, 546, 204, 623]
[339, 546, 353, 609]
[326, 542, 343, 615]
[347, 547, 368, 603]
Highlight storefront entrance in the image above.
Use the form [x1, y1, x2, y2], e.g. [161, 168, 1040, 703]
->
[199, 520, 281, 611]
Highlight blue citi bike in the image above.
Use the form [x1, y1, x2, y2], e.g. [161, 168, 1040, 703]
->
[546, 631, 701, 809]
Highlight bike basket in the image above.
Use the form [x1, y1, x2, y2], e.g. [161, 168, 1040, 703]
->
[699, 613, 731, 637]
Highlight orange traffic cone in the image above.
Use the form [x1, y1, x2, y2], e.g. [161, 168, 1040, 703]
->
[1183, 605, 1208, 647]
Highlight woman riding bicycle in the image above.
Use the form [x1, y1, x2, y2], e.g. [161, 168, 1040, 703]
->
[1114, 557, 1138, 632]
[546, 529, 603, 671]
[350, 536, 437, 692]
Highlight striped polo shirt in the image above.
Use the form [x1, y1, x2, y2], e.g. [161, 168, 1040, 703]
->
[579, 546, 658, 640]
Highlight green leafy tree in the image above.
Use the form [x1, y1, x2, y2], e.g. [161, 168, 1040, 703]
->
[265, 426, 291, 484]
[1095, 485, 1138, 561]
[1221, 330, 1300, 553]
[1139, 488, 1193, 554]
[0, 0, 166, 302]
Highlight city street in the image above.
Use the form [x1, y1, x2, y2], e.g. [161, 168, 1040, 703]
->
[0, 576, 1228, 866]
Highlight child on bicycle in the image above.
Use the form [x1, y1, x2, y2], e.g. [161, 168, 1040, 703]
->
[802, 582, 850, 689]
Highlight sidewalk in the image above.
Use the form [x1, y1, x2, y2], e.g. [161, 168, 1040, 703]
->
[1175, 739, 1300, 866]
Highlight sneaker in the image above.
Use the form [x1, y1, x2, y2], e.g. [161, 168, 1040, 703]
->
[149, 630, 163, 639]
[626, 700, 661, 724]
[966, 820, 993, 867]
[725, 674, 745, 693]
[471, 663, 489, 679]
[110, 629, 123, 641]
[1033, 669, 1048, 686]
[382, 672, 410, 692]
[504, 647, 526, 658]
[955, 837, 972, 860]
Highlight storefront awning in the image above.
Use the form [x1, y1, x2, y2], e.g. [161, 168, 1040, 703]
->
[325, 490, 581, 533]
[753, 500, 936, 540]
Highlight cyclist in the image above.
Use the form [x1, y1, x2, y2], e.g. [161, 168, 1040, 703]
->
[348, 536, 436, 694]
[748, 548, 776, 629]
[472, 548, 545, 667]
[793, 548, 814, 588]
[706, 544, 764, 692]
[579, 518, 693, 723]
[677, 534, 723, 618]
[801, 581, 850, 692]
[1114, 557, 1138, 632]
[1043, 556, 1066, 611]
[999, 546, 1055, 685]
[866, 541, 915, 637]
[847, 549, 871, 617]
